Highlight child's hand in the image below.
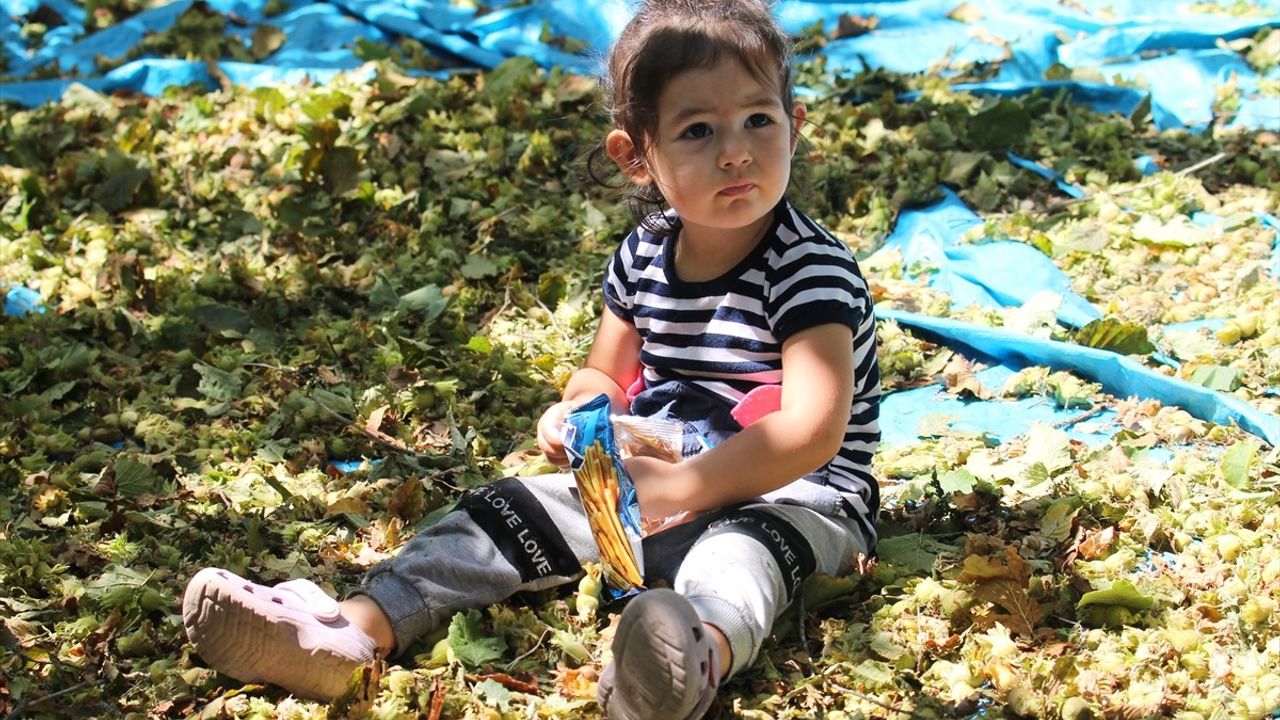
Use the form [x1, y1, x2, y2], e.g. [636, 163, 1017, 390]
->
[536, 400, 577, 467]
[624, 455, 690, 518]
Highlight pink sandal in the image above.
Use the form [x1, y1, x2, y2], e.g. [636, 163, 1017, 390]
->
[182, 567, 377, 700]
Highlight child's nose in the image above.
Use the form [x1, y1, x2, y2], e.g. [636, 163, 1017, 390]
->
[717, 135, 751, 168]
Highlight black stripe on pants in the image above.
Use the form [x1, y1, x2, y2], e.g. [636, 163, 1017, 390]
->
[458, 477, 582, 583]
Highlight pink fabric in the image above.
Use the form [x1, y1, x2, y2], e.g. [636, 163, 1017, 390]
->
[625, 375, 645, 402]
[730, 384, 782, 427]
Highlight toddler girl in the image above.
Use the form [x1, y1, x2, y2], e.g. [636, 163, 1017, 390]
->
[182, 1, 881, 717]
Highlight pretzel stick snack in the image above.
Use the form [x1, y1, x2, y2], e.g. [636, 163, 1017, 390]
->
[563, 395, 648, 596]
[579, 443, 643, 588]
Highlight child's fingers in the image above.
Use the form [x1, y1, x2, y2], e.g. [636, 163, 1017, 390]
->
[537, 432, 568, 467]
[536, 401, 573, 466]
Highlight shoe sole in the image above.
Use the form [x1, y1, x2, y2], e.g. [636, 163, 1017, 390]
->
[601, 589, 714, 720]
[182, 568, 363, 701]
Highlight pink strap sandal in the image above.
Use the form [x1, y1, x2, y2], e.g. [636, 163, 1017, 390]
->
[182, 567, 376, 701]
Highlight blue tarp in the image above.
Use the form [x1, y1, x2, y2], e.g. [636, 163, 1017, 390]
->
[3, 0, 1277, 131]
[877, 190, 1278, 448]
[879, 364, 1121, 448]
[879, 308, 1280, 447]
[4, 285, 42, 316]
[3, 0, 1276, 447]
[881, 186, 1103, 329]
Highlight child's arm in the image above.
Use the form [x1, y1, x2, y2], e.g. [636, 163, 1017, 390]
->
[627, 323, 856, 517]
[537, 310, 642, 466]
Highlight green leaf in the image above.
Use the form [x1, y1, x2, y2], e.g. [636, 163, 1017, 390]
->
[968, 100, 1030, 151]
[481, 56, 540, 101]
[938, 468, 976, 494]
[462, 336, 493, 354]
[38, 380, 77, 403]
[1074, 318, 1155, 355]
[1163, 329, 1217, 362]
[473, 679, 512, 709]
[194, 362, 242, 404]
[798, 573, 861, 614]
[63, 82, 114, 111]
[460, 254, 499, 279]
[1077, 580, 1154, 611]
[1189, 365, 1242, 392]
[917, 413, 959, 438]
[1, 193, 35, 233]
[1023, 423, 1072, 473]
[193, 304, 251, 335]
[448, 609, 507, 667]
[941, 151, 986, 185]
[275, 196, 313, 231]
[1128, 92, 1152, 127]
[538, 271, 568, 307]
[114, 457, 160, 498]
[300, 90, 351, 122]
[353, 38, 391, 61]
[1038, 500, 1079, 545]
[875, 533, 959, 575]
[849, 659, 895, 688]
[368, 273, 400, 313]
[312, 388, 355, 418]
[869, 632, 908, 661]
[92, 168, 149, 212]
[320, 146, 362, 195]
[1220, 439, 1260, 489]
[1023, 462, 1050, 487]
[1131, 215, 1211, 247]
[252, 86, 286, 120]
[399, 284, 450, 323]
[86, 565, 153, 608]
[1046, 372, 1096, 409]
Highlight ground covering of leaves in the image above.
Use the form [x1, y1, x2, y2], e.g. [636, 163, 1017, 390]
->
[2, 9, 1279, 720]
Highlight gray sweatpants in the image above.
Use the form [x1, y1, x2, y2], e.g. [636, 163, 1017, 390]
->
[359, 473, 870, 677]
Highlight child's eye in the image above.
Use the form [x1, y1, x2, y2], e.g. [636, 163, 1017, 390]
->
[746, 113, 774, 128]
[679, 123, 712, 140]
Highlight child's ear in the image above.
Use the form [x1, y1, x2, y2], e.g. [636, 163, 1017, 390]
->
[605, 129, 652, 186]
[789, 103, 807, 155]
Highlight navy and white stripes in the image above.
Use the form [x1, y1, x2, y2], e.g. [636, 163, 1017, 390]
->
[604, 200, 882, 540]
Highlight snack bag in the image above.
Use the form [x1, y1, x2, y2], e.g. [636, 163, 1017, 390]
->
[612, 414, 700, 535]
[612, 414, 685, 463]
[563, 395, 648, 596]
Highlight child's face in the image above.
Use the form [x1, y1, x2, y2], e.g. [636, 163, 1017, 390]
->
[610, 58, 804, 239]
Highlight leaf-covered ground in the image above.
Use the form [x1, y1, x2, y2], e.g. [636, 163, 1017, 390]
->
[2, 18, 1280, 720]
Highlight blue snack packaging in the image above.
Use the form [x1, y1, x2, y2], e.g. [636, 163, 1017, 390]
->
[562, 394, 646, 596]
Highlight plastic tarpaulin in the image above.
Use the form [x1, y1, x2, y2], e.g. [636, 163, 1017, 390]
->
[880, 186, 1102, 329]
[3, 0, 1277, 131]
[874, 192, 1279, 447]
[878, 307, 1280, 447]
[879, 363, 1121, 448]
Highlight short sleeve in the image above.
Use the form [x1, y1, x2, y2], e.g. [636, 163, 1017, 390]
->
[602, 228, 641, 323]
[767, 238, 871, 343]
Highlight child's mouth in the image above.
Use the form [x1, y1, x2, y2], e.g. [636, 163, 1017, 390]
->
[719, 183, 755, 197]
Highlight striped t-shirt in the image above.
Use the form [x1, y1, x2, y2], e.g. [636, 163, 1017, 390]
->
[603, 199, 882, 543]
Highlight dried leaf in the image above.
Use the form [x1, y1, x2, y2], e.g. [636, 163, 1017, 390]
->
[957, 547, 1049, 638]
[1076, 526, 1116, 560]
[943, 355, 992, 399]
